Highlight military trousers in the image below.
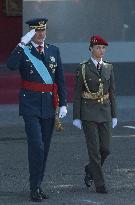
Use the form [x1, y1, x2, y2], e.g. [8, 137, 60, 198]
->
[82, 121, 111, 187]
[23, 116, 55, 191]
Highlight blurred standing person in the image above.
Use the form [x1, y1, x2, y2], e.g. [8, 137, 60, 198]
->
[73, 35, 117, 193]
[7, 18, 67, 202]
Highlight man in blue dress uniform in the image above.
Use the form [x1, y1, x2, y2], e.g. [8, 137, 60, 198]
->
[7, 18, 67, 202]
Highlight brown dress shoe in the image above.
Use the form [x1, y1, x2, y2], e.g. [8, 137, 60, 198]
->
[96, 185, 108, 194]
[84, 173, 93, 187]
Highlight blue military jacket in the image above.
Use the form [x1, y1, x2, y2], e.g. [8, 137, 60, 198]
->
[7, 42, 67, 118]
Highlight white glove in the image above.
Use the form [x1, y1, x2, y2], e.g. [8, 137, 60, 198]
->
[73, 119, 82, 129]
[112, 118, 117, 128]
[20, 29, 36, 45]
[59, 106, 67, 118]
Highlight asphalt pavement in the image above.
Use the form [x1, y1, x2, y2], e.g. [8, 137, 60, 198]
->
[0, 99, 135, 205]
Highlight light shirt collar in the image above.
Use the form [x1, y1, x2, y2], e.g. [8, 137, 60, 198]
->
[91, 57, 103, 67]
[31, 41, 44, 52]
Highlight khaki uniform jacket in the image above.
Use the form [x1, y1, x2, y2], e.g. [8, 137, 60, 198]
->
[73, 59, 117, 122]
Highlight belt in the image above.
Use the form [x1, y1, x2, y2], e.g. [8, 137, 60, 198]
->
[21, 80, 59, 108]
[82, 91, 109, 103]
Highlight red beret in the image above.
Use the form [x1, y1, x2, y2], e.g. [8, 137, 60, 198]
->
[90, 35, 108, 46]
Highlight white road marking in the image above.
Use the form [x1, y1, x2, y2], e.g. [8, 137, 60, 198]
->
[53, 184, 101, 204]
[53, 184, 73, 188]
[123, 126, 135, 129]
[113, 135, 135, 138]
[82, 199, 100, 204]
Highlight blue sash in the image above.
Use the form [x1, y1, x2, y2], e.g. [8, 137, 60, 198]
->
[23, 46, 53, 84]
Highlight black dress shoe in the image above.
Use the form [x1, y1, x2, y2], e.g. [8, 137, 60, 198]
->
[30, 188, 43, 202]
[84, 173, 93, 187]
[96, 185, 108, 194]
[84, 166, 93, 187]
[39, 188, 49, 199]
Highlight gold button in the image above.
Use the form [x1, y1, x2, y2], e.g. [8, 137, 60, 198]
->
[101, 98, 103, 102]
[99, 78, 101, 82]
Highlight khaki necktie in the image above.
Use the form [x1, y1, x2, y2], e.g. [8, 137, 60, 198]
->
[97, 62, 101, 75]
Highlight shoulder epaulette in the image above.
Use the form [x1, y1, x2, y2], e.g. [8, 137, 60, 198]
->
[80, 60, 89, 65]
[103, 60, 111, 64]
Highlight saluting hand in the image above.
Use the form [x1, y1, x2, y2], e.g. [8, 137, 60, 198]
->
[19, 29, 36, 47]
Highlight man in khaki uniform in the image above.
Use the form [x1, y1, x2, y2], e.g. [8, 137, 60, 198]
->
[73, 35, 117, 193]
